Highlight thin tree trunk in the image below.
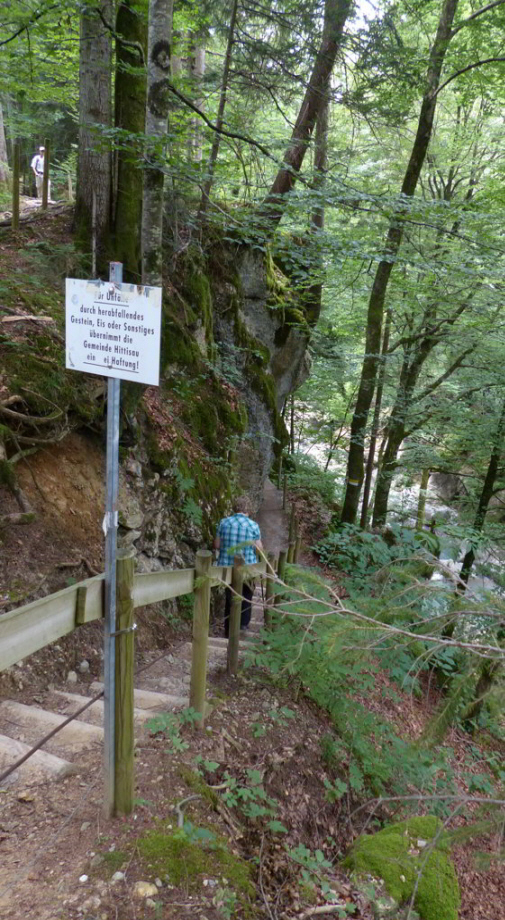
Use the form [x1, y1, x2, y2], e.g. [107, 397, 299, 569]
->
[458, 399, 505, 588]
[416, 468, 431, 531]
[0, 100, 9, 184]
[197, 0, 239, 223]
[290, 395, 295, 455]
[257, 0, 352, 232]
[360, 307, 392, 529]
[341, 0, 459, 525]
[305, 5, 331, 326]
[114, 0, 147, 282]
[141, 0, 174, 287]
[75, 0, 112, 266]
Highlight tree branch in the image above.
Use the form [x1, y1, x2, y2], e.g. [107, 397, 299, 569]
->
[434, 56, 505, 98]
[412, 346, 475, 404]
[451, 0, 505, 35]
[0, 3, 60, 48]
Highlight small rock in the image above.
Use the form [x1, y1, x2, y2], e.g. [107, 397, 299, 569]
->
[154, 878, 162, 888]
[79, 660, 90, 673]
[90, 855, 104, 869]
[82, 896, 101, 910]
[111, 871, 125, 883]
[80, 822, 91, 832]
[146, 899, 157, 908]
[133, 881, 158, 899]
[79, 875, 88, 884]
[67, 670, 78, 684]
[417, 838, 427, 848]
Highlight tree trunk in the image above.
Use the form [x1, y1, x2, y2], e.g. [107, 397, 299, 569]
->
[197, 0, 239, 223]
[305, 6, 331, 327]
[114, 0, 147, 282]
[458, 399, 505, 588]
[257, 0, 352, 232]
[340, 0, 459, 525]
[360, 307, 392, 529]
[141, 0, 174, 287]
[416, 468, 431, 531]
[75, 0, 112, 267]
[189, 41, 205, 166]
[0, 100, 9, 184]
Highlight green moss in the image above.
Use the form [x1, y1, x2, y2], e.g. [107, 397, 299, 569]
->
[0, 459, 15, 489]
[137, 824, 254, 906]
[265, 248, 290, 303]
[90, 849, 130, 879]
[344, 816, 460, 920]
[178, 765, 220, 808]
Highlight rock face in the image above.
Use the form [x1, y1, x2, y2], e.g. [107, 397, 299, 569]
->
[213, 248, 310, 507]
[112, 246, 312, 571]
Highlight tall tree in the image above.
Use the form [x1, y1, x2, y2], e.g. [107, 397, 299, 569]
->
[141, 0, 173, 286]
[257, 0, 352, 232]
[114, 0, 147, 281]
[75, 0, 112, 266]
[197, 0, 239, 224]
[341, 0, 461, 524]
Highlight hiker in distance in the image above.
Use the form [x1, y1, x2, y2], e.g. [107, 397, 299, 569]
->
[31, 146, 51, 200]
[214, 496, 263, 638]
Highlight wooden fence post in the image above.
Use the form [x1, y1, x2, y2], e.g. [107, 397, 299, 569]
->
[227, 555, 244, 675]
[288, 505, 296, 544]
[277, 454, 283, 490]
[293, 535, 302, 563]
[264, 552, 276, 629]
[42, 138, 49, 209]
[114, 549, 135, 816]
[282, 472, 287, 510]
[12, 141, 20, 231]
[287, 541, 295, 563]
[189, 549, 212, 722]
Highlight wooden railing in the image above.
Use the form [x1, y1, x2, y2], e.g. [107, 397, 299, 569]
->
[0, 558, 271, 673]
[0, 542, 300, 814]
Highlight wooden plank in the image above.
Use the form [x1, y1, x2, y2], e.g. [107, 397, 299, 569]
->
[0, 575, 104, 672]
[133, 568, 194, 607]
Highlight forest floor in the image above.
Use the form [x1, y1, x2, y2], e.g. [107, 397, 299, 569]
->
[0, 479, 504, 919]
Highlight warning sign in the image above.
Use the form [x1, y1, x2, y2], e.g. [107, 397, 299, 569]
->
[65, 278, 162, 385]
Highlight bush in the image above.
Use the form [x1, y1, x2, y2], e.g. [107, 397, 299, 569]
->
[286, 453, 338, 507]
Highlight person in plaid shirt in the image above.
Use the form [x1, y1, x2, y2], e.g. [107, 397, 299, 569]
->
[214, 496, 263, 636]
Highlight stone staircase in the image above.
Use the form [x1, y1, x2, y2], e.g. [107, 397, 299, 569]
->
[0, 585, 266, 787]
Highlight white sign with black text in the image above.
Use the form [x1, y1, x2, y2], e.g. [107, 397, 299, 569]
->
[65, 278, 162, 386]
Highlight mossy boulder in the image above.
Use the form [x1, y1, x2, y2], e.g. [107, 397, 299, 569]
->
[344, 816, 460, 920]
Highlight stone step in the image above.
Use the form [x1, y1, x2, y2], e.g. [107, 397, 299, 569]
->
[50, 691, 157, 725]
[0, 733, 79, 786]
[89, 683, 189, 712]
[0, 700, 103, 754]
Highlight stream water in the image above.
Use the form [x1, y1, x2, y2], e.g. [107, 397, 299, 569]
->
[303, 444, 503, 599]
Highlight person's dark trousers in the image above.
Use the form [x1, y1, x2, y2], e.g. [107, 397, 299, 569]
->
[224, 583, 253, 637]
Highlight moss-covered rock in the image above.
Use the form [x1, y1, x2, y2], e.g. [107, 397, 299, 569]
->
[344, 816, 460, 920]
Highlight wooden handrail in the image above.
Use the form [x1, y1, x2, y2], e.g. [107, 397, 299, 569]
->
[0, 558, 268, 672]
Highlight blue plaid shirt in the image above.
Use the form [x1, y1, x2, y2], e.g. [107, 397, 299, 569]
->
[216, 513, 261, 566]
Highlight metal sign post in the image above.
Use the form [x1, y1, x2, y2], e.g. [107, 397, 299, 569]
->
[103, 261, 122, 815]
[65, 263, 161, 816]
